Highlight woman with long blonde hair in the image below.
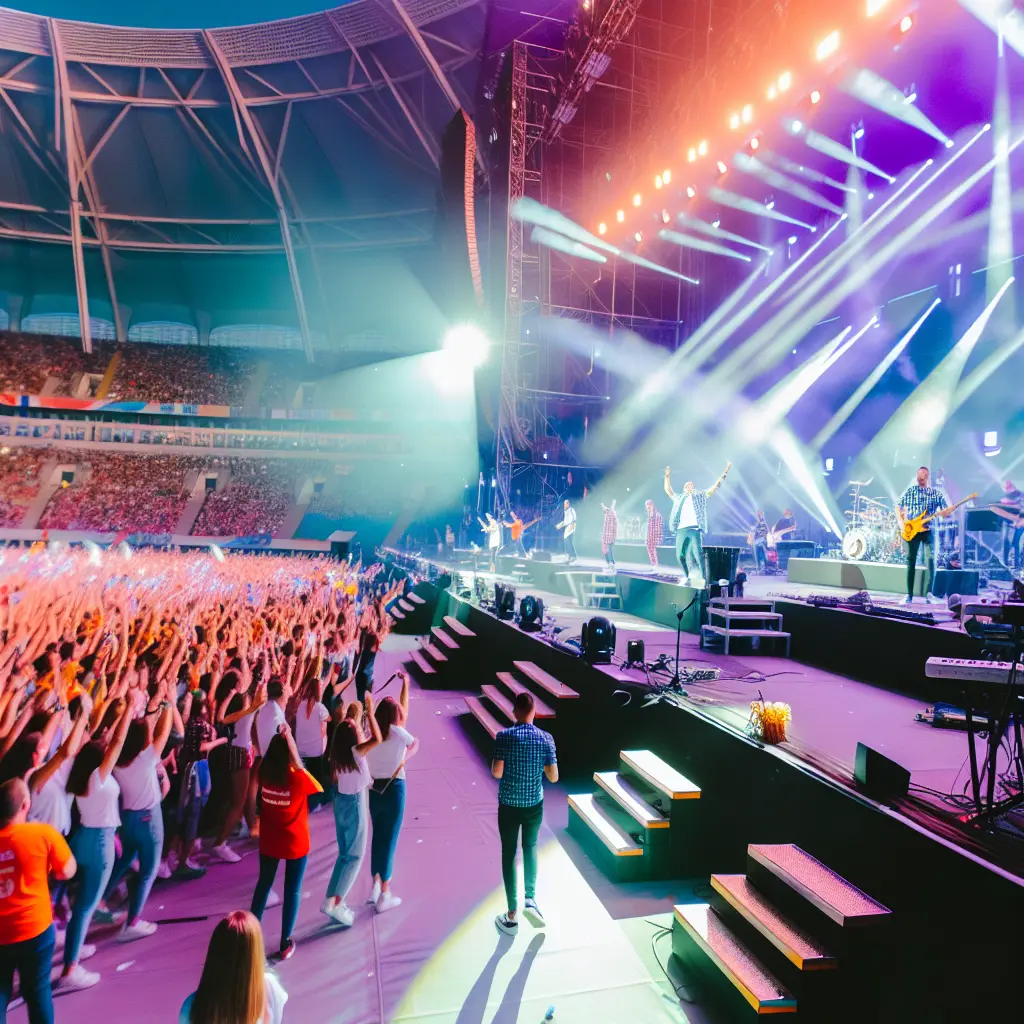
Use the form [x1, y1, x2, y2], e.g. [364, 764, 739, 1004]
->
[179, 910, 288, 1023]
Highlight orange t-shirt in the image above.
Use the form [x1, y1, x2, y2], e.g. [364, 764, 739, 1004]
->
[259, 769, 322, 861]
[0, 822, 72, 943]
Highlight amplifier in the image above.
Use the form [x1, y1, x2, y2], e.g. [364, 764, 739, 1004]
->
[932, 568, 979, 597]
[965, 509, 1003, 533]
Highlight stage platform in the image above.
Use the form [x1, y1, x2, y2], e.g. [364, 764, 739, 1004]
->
[384, 549, 1024, 1020]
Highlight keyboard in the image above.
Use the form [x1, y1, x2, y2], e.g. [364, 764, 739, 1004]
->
[925, 657, 1024, 683]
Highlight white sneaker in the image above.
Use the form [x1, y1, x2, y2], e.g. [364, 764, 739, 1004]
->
[925, 593, 942, 605]
[157, 860, 172, 880]
[211, 843, 241, 864]
[321, 899, 355, 926]
[118, 919, 157, 942]
[266, 888, 281, 909]
[367, 878, 381, 905]
[375, 891, 402, 914]
[901, 595, 913, 605]
[184, 856, 204, 873]
[59, 964, 100, 991]
[78, 943, 96, 961]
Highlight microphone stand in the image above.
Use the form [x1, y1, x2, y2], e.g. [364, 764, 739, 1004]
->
[668, 594, 700, 693]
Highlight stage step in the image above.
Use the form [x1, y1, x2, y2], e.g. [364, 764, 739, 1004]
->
[567, 792, 643, 856]
[710, 597, 776, 610]
[421, 642, 448, 664]
[673, 904, 797, 1015]
[480, 683, 515, 724]
[748, 845, 891, 929]
[513, 660, 579, 700]
[711, 874, 836, 971]
[702, 625, 791, 657]
[620, 749, 700, 801]
[409, 649, 435, 676]
[407, 593, 425, 605]
[495, 672, 555, 718]
[443, 615, 476, 638]
[593, 771, 669, 830]
[708, 609, 784, 623]
[465, 694, 501, 739]
[431, 626, 460, 651]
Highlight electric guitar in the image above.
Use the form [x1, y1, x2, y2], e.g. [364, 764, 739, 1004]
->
[990, 505, 1024, 529]
[899, 493, 977, 543]
[746, 525, 797, 547]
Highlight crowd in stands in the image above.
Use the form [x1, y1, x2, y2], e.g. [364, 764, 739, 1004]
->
[0, 333, 105, 396]
[0, 547, 408, 1020]
[0, 449, 49, 528]
[108, 346, 258, 408]
[39, 453, 207, 534]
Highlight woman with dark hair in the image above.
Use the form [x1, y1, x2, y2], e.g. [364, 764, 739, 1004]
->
[179, 910, 287, 1024]
[59, 700, 132, 992]
[95, 702, 174, 941]
[249, 725, 320, 960]
[364, 672, 417, 914]
[292, 669, 329, 810]
[321, 693, 381, 926]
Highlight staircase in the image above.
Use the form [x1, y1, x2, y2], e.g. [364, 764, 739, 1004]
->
[408, 615, 478, 686]
[672, 843, 891, 1017]
[568, 749, 700, 881]
[565, 570, 622, 610]
[463, 659, 579, 740]
[701, 596, 791, 656]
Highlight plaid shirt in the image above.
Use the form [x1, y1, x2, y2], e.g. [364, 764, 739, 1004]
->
[601, 506, 618, 546]
[494, 723, 557, 808]
[898, 485, 947, 526]
[670, 490, 710, 533]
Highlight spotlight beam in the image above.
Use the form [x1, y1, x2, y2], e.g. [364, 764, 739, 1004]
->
[759, 151, 858, 193]
[676, 214, 773, 252]
[841, 68, 951, 146]
[801, 128, 895, 181]
[812, 298, 941, 449]
[531, 226, 608, 263]
[952, 321, 1024, 412]
[734, 154, 846, 215]
[658, 228, 751, 261]
[707, 187, 816, 229]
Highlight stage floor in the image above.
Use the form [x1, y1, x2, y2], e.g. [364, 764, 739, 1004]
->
[30, 636, 692, 1024]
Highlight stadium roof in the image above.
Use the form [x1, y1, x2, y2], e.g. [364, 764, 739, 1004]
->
[0, 0, 528, 354]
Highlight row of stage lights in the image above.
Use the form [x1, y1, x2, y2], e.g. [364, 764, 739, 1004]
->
[595, 0, 916, 239]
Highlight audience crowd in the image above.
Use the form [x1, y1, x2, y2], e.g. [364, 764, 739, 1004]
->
[109, 347, 258, 408]
[0, 334, 106, 397]
[0, 449, 49, 528]
[0, 546, 407, 1022]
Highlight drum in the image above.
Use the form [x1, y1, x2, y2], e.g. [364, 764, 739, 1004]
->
[842, 529, 869, 561]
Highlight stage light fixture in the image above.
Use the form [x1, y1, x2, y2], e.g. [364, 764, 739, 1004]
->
[747, 134, 761, 153]
[741, 104, 753, 124]
[655, 175, 663, 189]
[788, 235, 798, 245]
[900, 15, 913, 33]
[663, 169, 672, 184]
[778, 71, 792, 93]
[633, 193, 642, 206]
[616, 209, 624, 222]
[442, 324, 489, 367]
[698, 140, 708, 156]
[984, 430, 998, 447]
[712, 218, 721, 228]
[716, 160, 728, 175]
[687, 147, 697, 162]
[686, 185, 697, 198]
[661, 209, 671, 224]
[634, 231, 643, 242]
[854, 126, 865, 140]
[810, 90, 821, 104]
[816, 31, 839, 61]
[581, 616, 616, 664]
[766, 199, 775, 210]
[866, 0, 889, 15]
[598, 222, 607, 235]
[825, 457, 834, 471]
[789, 119, 804, 134]
[729, 112, 740, 130]
[518, 594, 544, 632]
[904, 92, 916, 105]
[767, 84, 778, 100]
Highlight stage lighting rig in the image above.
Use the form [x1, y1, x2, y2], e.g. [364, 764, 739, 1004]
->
[518, 595, 545, 632]
[581, 616, 616, 664]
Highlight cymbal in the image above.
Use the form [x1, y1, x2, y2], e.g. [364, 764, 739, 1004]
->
[861, 496, 889, 506]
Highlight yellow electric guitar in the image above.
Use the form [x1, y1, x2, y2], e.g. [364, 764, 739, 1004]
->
[899, 493, 977, 543]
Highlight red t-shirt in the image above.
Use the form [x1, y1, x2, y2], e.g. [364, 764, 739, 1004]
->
[259, 768, 322, 860]
[0, 822, 72, 944]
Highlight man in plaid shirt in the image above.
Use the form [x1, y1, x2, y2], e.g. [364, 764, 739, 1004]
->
[898, 466, 949, 604]
[491, 691, 557, 934]
[600, 500, 618, 566]
[645, 499, 664, 566]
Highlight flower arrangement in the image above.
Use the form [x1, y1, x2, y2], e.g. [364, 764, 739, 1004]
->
[748, 699, 792, 745]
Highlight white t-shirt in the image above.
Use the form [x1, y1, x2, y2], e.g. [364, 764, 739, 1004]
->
[295, 702, 329, 757]
[180, 971, 287, 1024]
[28, 759, 73, 835]
[365, 725, 415, 781]
[562, 507, 577, 536]
[230, 704, 256, 750]
[678, 495, 698, 530]
[113, 746, 162, 811]
[488, 524, 500, 549]
[76, 769, 121, 829]
[256, 701, 287, 757]
[333, 752, 371, 795]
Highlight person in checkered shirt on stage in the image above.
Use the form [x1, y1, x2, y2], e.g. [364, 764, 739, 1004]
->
[898, 465, 950, 605]
[491, 692, 557, 935]
[600, 499, 618, 566]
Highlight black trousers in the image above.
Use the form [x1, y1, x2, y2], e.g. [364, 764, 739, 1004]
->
[1003, 526, 1023, 567]
[906, 531, 935, 598]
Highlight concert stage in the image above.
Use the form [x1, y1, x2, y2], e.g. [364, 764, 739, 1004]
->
[387, 548, 1024, 1020]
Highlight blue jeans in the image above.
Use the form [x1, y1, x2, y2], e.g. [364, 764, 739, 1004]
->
[326, 790, 368, 902]
[250, 854, 307, 951]
[65, 826, 115, 968]
[369, 778, 406, 882]
[0, 923, 55, 1024]
[104, 806, 163, 923]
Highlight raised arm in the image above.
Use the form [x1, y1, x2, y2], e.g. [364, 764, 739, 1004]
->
[31, 706, 89, 795]
[99, 702, 133, 782]
[663, 466, 676, 499]
[398, 670, 410, 722]
[707, 461, 732, 496]
[354, 693, 382, 756]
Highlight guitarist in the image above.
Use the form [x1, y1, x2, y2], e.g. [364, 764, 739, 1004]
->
[996, 480, 1024, 568]
[897, 466, 950, 605]
[502, 510, 538, 558]
[774, 508, 797, 537]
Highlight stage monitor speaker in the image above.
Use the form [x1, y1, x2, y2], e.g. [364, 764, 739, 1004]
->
[327, 530, 355, 559]
[932, 568, 979, 597]
[626, 639, 645, 666]
[518, 594, 544, 632]
[494, 583, 516, 620]
[776, 540, 814, 570]
[581, 616, 615, 664]
[854, 742, 910, 802]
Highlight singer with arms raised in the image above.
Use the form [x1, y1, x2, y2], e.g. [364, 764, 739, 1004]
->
[664, 462, 731, 587]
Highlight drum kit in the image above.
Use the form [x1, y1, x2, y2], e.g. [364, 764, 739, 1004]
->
[621, 515, 646, 543]
[840, 479, 903, 564]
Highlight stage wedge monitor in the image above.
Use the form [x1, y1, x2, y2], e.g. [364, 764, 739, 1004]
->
[854, 742, 910, 803]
